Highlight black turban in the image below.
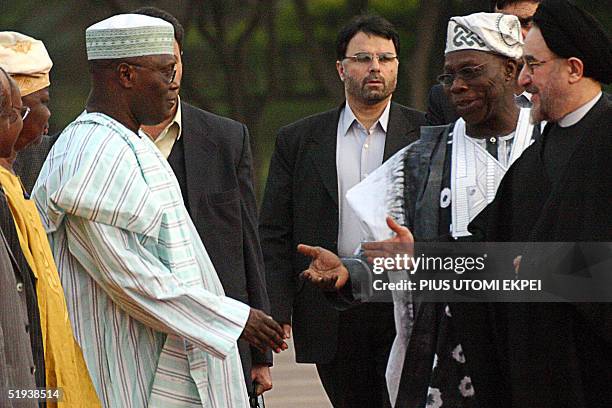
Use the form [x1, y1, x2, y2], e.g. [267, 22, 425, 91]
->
[533, 0, 612, 84]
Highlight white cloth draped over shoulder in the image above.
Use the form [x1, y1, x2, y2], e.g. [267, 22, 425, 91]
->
[345, 107, 534, 406]
[33, 112, 250, 408]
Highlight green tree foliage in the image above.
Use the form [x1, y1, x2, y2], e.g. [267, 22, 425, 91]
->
[0, 0, 608, 196]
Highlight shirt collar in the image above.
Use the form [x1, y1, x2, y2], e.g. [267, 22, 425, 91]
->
[139, 95, 183, 141]
[169, 95, 182, 140]
[558, 91, 602, 128]
[339, 99, 392, 136]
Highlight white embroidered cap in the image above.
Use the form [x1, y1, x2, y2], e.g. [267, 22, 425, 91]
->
[445, 12, 523, 59]
[86, 14, 174, 60]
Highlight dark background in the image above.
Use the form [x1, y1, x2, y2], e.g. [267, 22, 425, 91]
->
[1, 0, 609, 197]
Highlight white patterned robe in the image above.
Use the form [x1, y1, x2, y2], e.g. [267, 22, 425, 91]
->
[33, 112, 250, 407]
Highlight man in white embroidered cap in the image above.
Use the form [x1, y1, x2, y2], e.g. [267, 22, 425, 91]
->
[296, 12, 543, 407]
[32, 13, 287, 408]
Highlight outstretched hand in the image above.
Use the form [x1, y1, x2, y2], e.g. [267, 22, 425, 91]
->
[297, 244, 349, 291]
[362, 216, 415, 263]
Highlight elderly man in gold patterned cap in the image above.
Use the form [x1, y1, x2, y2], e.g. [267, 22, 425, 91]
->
[0, 36, 101, 405]
[0, 32, 52, 193]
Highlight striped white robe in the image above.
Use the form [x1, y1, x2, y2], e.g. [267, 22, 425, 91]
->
[33, 112, 250, 407]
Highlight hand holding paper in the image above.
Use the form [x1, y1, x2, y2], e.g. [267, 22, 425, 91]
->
[362, 216, 415, 264]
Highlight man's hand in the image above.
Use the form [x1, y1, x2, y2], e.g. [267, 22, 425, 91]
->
[362, 216, 415, 263]
[240, 309, 288, 353]
[251, 364, 273, 395]
[297, 244, 349, 291]
[513, 255, 522, 275]
[281, 323, 291, 339]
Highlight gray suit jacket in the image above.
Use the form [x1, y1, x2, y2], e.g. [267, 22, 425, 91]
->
[0, 191, 45, 390]
[0, 226, 37, 408]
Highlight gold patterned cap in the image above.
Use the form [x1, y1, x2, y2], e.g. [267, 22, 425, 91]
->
[0, 31, 52, 96]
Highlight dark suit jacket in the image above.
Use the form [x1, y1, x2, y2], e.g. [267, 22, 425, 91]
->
[463, 94, 612, 408]
[259, 101, 426, 363]
[14, 134, 57, 195]
[167, 101, 271, 369]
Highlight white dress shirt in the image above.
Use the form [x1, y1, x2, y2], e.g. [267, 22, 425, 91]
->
[336, 101, 390, 256]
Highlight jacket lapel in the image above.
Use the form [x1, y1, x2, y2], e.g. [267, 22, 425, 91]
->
[309, 106, 343, 207]
[383, 102, 419, 160]
[180, 102, 218, 219]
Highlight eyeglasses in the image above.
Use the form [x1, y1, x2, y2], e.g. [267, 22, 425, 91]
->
[521, 56, 559, 74]
[19, 106, 30, 121]
[437, 63, 488, 87]
[0, 105, 30, 123]
[343, 52, 398, 64]
[128, 62, 177, 84]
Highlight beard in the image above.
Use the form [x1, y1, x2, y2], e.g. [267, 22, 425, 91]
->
[526, 74, 566, 124]
[344, 73, 397, 105]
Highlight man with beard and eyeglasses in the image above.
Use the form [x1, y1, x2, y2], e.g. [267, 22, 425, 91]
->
[468, 1, 612, 406]
[259, 14, 425, 408]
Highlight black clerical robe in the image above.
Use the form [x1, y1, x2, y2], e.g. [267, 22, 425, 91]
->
[467, 93, 612, 408]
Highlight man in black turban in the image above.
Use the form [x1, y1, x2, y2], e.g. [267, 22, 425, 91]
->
[532, 0, 612, 86]
[466, 0, 612, 407]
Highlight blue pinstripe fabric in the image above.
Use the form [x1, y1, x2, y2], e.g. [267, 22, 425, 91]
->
[33, 112, 250, 407]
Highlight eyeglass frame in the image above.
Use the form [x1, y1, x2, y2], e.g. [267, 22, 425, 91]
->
[521, 56, 561, 75]
[126, 62, 177, 84]
[437, 63, 489, 87]
[343, 52, 399, 65]
[0, 104, 30, 123]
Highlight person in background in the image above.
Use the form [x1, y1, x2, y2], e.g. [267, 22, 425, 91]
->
[134, 7, 273, 397]
[259, 14, 425, 408]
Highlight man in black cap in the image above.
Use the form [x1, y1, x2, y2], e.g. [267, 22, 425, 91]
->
[468, 0, 612, 407]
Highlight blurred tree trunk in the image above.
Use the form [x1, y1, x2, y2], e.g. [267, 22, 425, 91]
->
[346, 0, 369, 14]
[293, 0, 344, 101]
[266, 1, 282, 98]
[190, 0, 274, 118]
[191, 0, 278, 189]
[408, 0, 445, 110]
[460, 0, 493, 13]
